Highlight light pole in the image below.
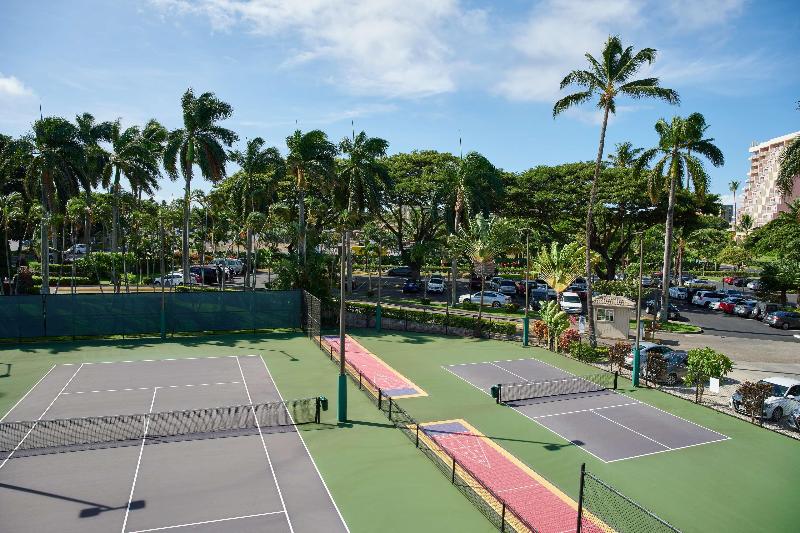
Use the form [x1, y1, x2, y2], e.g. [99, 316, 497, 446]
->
[522, 230, 530, 347]
[376, 236, 382, 332]
[338, 229, 348, 423]
[632, 231, 645, 387]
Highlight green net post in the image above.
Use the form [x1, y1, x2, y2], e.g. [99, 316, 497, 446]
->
[632, 347, 641, 387]
[522, 316, 529, 347]
[337, 374, 347, 423]
[375, 303, 382, 332]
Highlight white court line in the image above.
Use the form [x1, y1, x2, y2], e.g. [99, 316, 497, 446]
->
[0, 364, 57, 422]
[81, 356, 222, 365]
[592, 410, 670, 450]
[488, 362, 531, 383]
[0, 363, 84, 471]
[61, 381, 242, 395]
[605, 436, 732, 463]
[528, 402, 641, 420]
[441, 366, 493, 396]
[258, 356, 350, 532]
[121, 387, 158, 533]
[127, 510, 285, 532]
[235, 356, 293, 533]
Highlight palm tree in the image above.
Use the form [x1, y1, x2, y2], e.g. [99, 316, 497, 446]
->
[228, 137, 284, 289]
[776, 101, 800, 198]
[75, 113, 113, 249]
[636, 113, 724, 322]
[102, 120, 165, 290]
[339, 131, 389, 292]
[728, 180, 740, 227]
[531, 242, 588, 296]
[553, 35, 679, 345]
[286, 129, 337, 265]
[450, 151, 504, 305]
[164, 89, 238, 283]
[0, 192, 24, 278]
[607, 142, 643, 168]
[738, 213, 754, 237]
[458, 214, 514, 334]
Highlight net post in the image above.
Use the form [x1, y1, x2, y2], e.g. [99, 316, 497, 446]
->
[496, 384, 501, 404]
[388, 397, 393, 419]
[614, 371, 619, 390]
[451, 456, 456, 484]
[315, 397, 321, 424]
[501, 502, 506, 532]
[576, 462, 586, 533]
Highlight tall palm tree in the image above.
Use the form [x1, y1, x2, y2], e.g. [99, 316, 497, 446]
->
[74, 113, 113, 249]
[728, 180, 740, 227]
[338, 131, 389, 292]
[531, 242, 588, 297]
[553, 35, 679, 345]
[228, 137, 284, 289]
[458, 214, 514, 334]
[0, 192, 24, 278]
[636, 113, 724, 322]
[450, 151, 504, 305]
[164, 89, 238, 283]
[286, 129, 337, 265]
[102, 119, 165, 290]
[607, 142, 643, 168]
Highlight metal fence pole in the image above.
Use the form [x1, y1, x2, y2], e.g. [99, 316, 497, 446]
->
[378, 389, 383, 411]
[451, 456, 456, 484]
[415, 423, 420, 448]
[388, 397, 393, 420]
[576, 463, 586, 533]
[501, 502, 506, 532]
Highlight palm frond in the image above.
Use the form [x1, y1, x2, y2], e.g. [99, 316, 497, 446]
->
[553, 91, 593, 117]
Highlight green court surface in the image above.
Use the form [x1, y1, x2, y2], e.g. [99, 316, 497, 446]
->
[2, 330, 799, 532]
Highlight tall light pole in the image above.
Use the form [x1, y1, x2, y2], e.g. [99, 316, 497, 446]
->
[632, 231, 645, 387]
[338, 229, 348, 422]
[376, 236, 382, 332]
[522, 230, 530, 347]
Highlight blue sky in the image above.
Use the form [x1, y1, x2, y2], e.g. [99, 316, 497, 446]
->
[1, 0, 798, 205]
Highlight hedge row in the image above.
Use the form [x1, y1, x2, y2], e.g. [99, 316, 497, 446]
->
[685, 270, 760, 278]
[345, 301, 519, 336]
[31, 276, 92, 286]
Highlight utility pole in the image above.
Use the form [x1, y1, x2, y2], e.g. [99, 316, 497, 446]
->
[338, 230, 348, 422]
[523, 231, 530, 347]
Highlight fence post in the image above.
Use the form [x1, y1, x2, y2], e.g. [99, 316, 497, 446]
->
[359, 372, 362, 390]
[501, 502, 506, 532]
[576, 463, 586, 533]
[378, 389, 383, 410]
[451, 456, 456, 484]
[614, 371, 619, 390]
[415, 423, 420, 447]
[388, 397, 393, 419]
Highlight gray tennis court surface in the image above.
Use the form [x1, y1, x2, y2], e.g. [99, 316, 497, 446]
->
[0, 355, 348, 532]
[445, 358, 729, 462]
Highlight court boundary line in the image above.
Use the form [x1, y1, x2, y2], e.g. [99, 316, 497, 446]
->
[127, 510, 286, 532]
[592, 409, 671, 450]
[257, 355, 351, 533]
[62, 381, 242, 395]
[0, 363, 57, 422]
[488, 362, 531, 383]
[527, 402, 641, 420]
[235, 356, 293, 533]
[0, 363, 84, 471]
[61, 355, 262, 366]
[121, 386, 158, 533]
[605, 435, 732, 463]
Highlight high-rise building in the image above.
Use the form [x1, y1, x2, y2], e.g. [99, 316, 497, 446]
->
[740, 131, 800, 230]
[720, 204, 733, 225]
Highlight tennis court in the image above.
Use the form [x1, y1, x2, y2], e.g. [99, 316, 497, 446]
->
[445, 358, 729, 462]
[0, 355, 347, 533]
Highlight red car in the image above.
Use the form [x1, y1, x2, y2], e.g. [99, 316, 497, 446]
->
[719, 297, 746, 314]
[722, 276, 738, 285]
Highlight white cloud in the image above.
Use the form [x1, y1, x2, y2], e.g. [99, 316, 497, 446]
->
[0, 74, 34, 98]
[150, 0, 486, 98]
[662, 0, 745, 30]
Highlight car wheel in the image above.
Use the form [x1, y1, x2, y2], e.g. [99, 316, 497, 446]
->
[771, 407, 783, 422]
[666, 373, 679, 386]
[782, 323, 789, 330]
[492, 301, 501, 308]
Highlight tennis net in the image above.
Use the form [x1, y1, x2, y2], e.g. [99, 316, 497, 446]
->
[496, 372, 617, 404]
[1, 397, 321, 456]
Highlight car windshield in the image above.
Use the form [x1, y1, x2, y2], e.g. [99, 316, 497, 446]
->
[500, 280, 515, 286]
[429, 278, 443, 283]
[563, 295, 580, 303]
[760, 382, 788, 397]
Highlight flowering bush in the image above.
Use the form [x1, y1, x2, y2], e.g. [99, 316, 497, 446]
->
[558, 328, 580, 352]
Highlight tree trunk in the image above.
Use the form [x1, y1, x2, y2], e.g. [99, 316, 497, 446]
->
[183, 142, 193, 285]
[111, 171, 121, 293]
[476, 275, 485, 337]
[245, 226, 252, 290]
[660, 154, 679, 323]
[584, 105, 611, 347]
[297, 170, 306, 266]
[451, 189, 463, 306]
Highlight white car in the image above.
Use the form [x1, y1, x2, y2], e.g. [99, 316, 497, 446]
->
[154, 273, 199, 287]
[212, 258, 243, 275]
[488, 277, 504, 290]
[686, 278, 714, 289]
[497, 279, 518, 296]
[730, 377, 800, 422]
[691, 290, 725, 307]
[668, 286, 688, 300]
[559, 291, 583, 314]
[426, 276, 446, 294]
[459, 291, 510, 308]
[747, 280, 762, 290]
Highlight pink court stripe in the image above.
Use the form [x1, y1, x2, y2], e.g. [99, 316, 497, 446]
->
[324, 337, 414, 393]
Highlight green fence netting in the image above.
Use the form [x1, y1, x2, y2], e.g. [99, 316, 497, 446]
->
[0, 291, 301, 340]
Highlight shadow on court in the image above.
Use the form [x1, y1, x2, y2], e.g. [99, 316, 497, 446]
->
[0, 482, 144, 518]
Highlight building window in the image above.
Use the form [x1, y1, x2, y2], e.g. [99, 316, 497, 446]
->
[597, 308, 615, 322]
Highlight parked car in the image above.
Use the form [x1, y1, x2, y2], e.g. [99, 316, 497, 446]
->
[691, 291, 725, 307]
[387, 266, 413, 277]
[751, 302, 782, 320]
[734, 300, 758, 317]
[733, 277, 751, 287]
[718, 297, 747, 314]
[668, 286, 689, 300]
[791, 405, 800, 431]
[764, 311, 800, 330]
[730, 377, 800, 421]
[722, 275, 738, 285]
[402, 278, 420, 293]
[211, 258, 242, 276]
[497, 279, 518, 296]
[63, 243, 89, 262]
[624, 343, 688, 386]
[426, 276, 446, 294]
[570, 278, 588, 291]
[470, 274, 488, 291]
[488, 276, 505, 290]
[459, 291, 510, 308]
[723, 289, 744, 298]
[641, 275, 653, 287]
[190, 265, 223, 284]
[154, 273, 199, 287]
[746, 280, 762, 290]
[559, 291, 583, 314]
[644, 299, 681, 320]
[515, 280, 538, 295]
[686, 278, 714, 289]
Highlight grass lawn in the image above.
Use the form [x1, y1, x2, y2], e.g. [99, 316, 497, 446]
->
[347, 329, 799, 533]
[631, 318, 703, 334]
[0, 332, 493, 533]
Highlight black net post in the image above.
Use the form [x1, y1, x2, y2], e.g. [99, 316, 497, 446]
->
[577, 462, 586, 533]
[315, 397, 321, 423]
[378, 389, 383, 411]
[614, 371, 619, 390]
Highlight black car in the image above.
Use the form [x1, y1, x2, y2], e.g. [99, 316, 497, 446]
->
[190, 265, 224, 284]
[402, 278, 420, 293]
[765, 311, 800, 330]
[751, 302, 782, 320]
[387, 266, 413, 277]
[644, 299, 681, 320]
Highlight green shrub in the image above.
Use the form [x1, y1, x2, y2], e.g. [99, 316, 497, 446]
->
[569, 343, 606, 363]
[460, 301, 478, 311]
[420, 297, 431, 305]
[31, 276, 92, 286]
[503, 302, 519, 313]
[558, 328, 580, 352]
